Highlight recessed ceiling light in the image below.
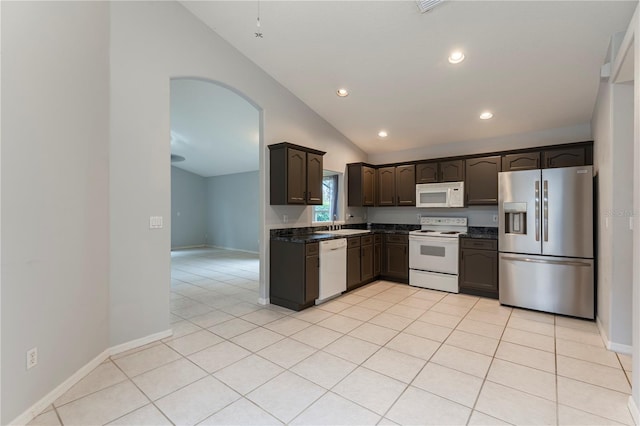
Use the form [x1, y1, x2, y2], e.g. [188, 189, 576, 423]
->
[378, 130, 388, 138]
[479, 111, 494, 120]
[336, 88, 349, 97]
[448, 51, 465, 64]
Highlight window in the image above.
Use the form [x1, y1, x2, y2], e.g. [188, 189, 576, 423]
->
[313, 174, 339, 222]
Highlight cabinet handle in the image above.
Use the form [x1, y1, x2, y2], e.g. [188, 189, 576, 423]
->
[304, 191, 307, 201]
[317, 258, 320, 268]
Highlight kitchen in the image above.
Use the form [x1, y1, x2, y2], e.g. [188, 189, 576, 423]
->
[4, 1, 640, 425]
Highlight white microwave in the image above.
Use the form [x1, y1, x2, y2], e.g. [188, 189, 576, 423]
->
[416, 181, 465, 208]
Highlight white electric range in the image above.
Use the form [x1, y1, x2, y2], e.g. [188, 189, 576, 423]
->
[409, 217, 468, 293]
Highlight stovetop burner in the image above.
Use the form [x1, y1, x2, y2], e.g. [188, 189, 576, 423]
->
[419, 230, 436, 233]
[440, 231, 461, 235]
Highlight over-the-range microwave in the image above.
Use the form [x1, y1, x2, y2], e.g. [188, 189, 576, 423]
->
[415, 181, 465, 208]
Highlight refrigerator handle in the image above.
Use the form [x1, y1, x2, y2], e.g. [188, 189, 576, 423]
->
[543, 180, 549, 242]
[501, 256, 591, 267]
[535, 181, 540, 242]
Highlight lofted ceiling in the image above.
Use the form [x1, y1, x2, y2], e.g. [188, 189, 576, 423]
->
[170, 78, 259, 177]
[181, 0, 636, 155]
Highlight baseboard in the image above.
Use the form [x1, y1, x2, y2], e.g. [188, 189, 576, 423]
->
[596, 316, 633, 354]
[10, 348, 110, 426]
[109, 328, 173, 356]
[207, 245, 259, 255]
[258, 297, 270, 305]
[171, 244, 206, 250]
[10, 328, 173, 425]
[628, 396, 639, 425]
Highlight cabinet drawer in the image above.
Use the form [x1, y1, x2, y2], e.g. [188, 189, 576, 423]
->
[460, 238, 497, 251]
[305, 242, 319, 256]
[361, 235, 374, 245]
[347, 237, 361, 248]
[385, 234, 408, 244]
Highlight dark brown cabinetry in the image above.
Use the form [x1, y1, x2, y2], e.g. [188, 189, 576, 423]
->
[361, 235, 374, 282]
[381, 234, 409, 283]
[347, 235, 376, 291]
[374, 235, 382, 276]
[416, 160, 464, 183]
[270, 240, 319, 310]
[459, 238, 498, 299]
[347, 163, 376, 206]
[502, 152, 541, 172]
[465, 156, 501, 205]
[347, 237, 361, 291]
[377, 165, 415, 206]
[269, 142, 325, 205]
[543, 146, 589, 168]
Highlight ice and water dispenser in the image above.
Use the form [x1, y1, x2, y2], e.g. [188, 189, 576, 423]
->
[503, 202, 527, 234]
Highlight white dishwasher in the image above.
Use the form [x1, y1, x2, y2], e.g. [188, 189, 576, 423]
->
[316, 238, 347, 304]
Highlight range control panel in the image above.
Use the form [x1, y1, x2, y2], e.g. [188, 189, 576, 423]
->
[419, 217, 467, 226]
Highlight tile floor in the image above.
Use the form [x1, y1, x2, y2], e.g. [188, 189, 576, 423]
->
[30, 247, 634, 425]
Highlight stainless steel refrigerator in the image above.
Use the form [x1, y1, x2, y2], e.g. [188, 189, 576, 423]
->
[498, 165, 594, 319]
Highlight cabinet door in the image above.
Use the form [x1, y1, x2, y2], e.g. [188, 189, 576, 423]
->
[362, 166, 376, 206]
[287, 148, 307, 204]
[543, 147, 586, 168]
[305, 255, 319, 303]
[377, 167, 396, 206]
[465, 156, 501, 205]
[384, 242, 408, 280]
[416, 162, 439, 183]
[396, 165, 416, 206]
[347, 246, 361, 290]
[440, 160, 465, 182]
[502, 152, 540, 172]
[306, 152, 323, 205]
[459, 249, 498, 296]
[374, 242, 381, 276]
[361, 243, 374, 282]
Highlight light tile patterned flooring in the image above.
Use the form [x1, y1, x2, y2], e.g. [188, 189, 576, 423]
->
[30, 247, 634, 425]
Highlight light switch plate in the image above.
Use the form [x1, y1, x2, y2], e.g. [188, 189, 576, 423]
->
[149, 216, 163, 229]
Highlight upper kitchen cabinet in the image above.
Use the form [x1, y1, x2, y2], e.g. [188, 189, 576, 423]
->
[542, 146, 591, 169]
[465, 156, 501, 205]
[416, 160, 464, 183]
[269, 142, 326, 205]
[502, 152, 541, 172]
[377, 164, 415, 206]
[347, 163, 376, 207]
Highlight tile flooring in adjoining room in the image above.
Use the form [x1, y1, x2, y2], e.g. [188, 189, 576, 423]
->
[30, 247, 634, 425]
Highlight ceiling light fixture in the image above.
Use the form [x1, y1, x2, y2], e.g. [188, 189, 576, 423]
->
[378, 130, 388, 138]
[448, 51, 465, 64]
[479, 111, 494, 120]
[336, 88, 349, 97]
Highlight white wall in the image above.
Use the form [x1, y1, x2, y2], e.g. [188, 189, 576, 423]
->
[1, 2, 110, 423]
[367, 206, 498, 227]
[108, 0, 367, 342]
[592, 34, 634, 350]
[171, 166, 207, 249]
[206, 171, 259, 252]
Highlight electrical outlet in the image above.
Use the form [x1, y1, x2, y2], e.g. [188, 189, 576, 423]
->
[26, 347, 38, 370]
[283, 215, 288, 223]
[492, 215, 498, 223]
[149, 216, 163, 229]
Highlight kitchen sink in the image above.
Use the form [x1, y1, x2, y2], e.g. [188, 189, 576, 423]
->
[316, 229, 371, 236]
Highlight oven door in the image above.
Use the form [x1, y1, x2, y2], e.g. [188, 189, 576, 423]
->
[409, 235, 459, 275]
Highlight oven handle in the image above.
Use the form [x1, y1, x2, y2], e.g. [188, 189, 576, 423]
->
[409, 236, 460, 243]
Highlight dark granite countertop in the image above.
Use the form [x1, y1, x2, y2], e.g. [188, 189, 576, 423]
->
[460, 226, 498, 240]
[270, 223, 419, 243]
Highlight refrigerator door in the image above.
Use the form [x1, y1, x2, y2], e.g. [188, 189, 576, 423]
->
[498, 169, 542, 255]
[542, 166, 593, 258]
[499, 253, 594, 319]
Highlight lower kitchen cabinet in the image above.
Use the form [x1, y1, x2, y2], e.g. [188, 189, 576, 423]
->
[347, 235, 375, 291]
[347, 237, 361, 291]
[459, 238, 498, 299]
[381, 234, 409, 283]
[270, 240, 319, 310]
[374, 235, 382, 276]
